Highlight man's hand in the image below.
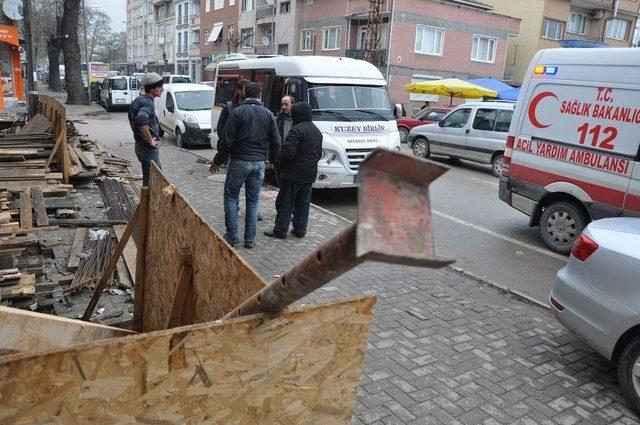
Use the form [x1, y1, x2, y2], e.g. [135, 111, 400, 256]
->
[209, 160, 220, 174]
[149, 138, 159, 148]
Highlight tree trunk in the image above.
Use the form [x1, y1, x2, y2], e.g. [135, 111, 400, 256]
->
[47, 37, 62, 91]
[61, 0, 87, 105]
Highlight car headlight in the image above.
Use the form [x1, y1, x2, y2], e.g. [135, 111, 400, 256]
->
[184, 115, 198, 124]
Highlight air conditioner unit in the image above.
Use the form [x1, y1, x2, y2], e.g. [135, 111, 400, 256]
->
[589, 9, 605, 19]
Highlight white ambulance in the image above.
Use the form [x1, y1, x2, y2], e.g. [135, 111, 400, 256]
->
[209, 55, 402, 188]
[500, 48, 640, 254]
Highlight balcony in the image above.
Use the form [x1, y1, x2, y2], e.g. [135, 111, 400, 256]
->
[152, 0, 171, 5]
[176, 47, 189, 58]
[190, 44, 200, 56]
[345, 49, 387, 65]
[256, 5, 276, 20]
[176, 15, 189, 28]
[189, 14, 200, 26]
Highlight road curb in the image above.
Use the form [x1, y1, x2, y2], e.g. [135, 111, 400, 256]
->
[180, 147, 551, 311]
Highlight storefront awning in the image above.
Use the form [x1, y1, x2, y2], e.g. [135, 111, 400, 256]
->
[207, 22, 224, 43]
[0, 25, 19, 47]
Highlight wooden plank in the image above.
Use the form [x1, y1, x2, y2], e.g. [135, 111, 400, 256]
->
[0, 211, 10, 224]
[0, 236, 39, 248]
[83, 151, 98, 168]
[113, 224, 137, 286]
[0, 274, 35, 299]
[115, 258, 133, 289]
[31, 187, 49, 227]
[133, 187, 149, 332]
[0, 173, 62, 182]
[18, 113, 51, 135]
[19, 189, 32, 230]
[167, 249, 194, 329]
[0, 295, 375, 424]
[67, 228, 87, 272]
[0, 306, 133, 355]
[82, 206, 140, 320]
[143, 165, 265, 332]
[51, 218, 127, 227]
[0, 149, 40, 155]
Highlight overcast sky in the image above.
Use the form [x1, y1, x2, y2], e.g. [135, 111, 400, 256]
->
[87, 0, 126, 33]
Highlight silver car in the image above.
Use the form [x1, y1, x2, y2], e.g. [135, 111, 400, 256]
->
[407, 101, 514, 177]
[550, 218, 640, 412]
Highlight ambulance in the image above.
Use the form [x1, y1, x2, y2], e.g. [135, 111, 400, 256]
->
[499, 48, 640, 254]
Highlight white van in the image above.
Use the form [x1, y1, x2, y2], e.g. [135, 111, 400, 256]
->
[156, 83, 214, 148]
[408, 101, 514, 177]
[209, 55, 402, 188]
[500, 48, 640, 254]
[162, 74, 192, 84]
[99, 76, 140, 111]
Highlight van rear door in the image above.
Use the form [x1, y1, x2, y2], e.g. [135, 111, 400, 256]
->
[511, 79, 638, 216]
[129, 77, 140, 102]
[110, 77, 131, 106]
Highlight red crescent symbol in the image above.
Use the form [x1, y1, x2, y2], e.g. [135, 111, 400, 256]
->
[528, 91, 558, 129]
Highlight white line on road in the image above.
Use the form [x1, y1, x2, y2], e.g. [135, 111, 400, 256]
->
[432, 210, 568, 262]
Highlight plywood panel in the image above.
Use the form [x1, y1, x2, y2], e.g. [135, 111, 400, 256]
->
[0, 306, 133, 355]
[0, 295, 376, 425]
[142, 165, 265, 332]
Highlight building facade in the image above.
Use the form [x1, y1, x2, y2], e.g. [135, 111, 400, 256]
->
[175, 0, 202, 81]
[200, 0, 239, 81]
[295, 0, 520, 108]
[482, 0, 640, 85]
[147, 0, 176, 75]
[126, 0, 155, 69]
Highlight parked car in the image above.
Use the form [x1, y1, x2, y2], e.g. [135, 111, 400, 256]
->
[550, 218, 640, 412]
[155, 83, 214, 148]
[396, 107, 449, 143]
[99, 76, 140, 111]
[407, 101, 514, 177]
[499, 48, 640, 254]
[162, 74, 192, 84]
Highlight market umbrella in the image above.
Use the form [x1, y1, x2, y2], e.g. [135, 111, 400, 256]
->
[404, 78, 499, 106]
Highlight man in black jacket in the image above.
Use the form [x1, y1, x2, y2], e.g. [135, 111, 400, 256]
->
[211, 83, 281, 248]
[264, 102, 322, 239]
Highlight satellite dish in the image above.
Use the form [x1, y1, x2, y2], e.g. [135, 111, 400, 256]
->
[261, 36, 270, 46]
[3, 0, 23, 21]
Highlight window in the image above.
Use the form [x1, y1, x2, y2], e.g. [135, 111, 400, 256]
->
[214, 0, 223, 10]
[229, 0, 235, 5]
[240, 28, 253, 47]
[441, 109, 471, 128]
[301, 29, 313, 51]
[495, 110, 513, 133]
[304, 0, 313, 4]
[278, 44, 289, 55]
[567, 12, 587, 35]
[607, 18, 629, 40]
[415, 25, 444, 56]
[322, 26, 341, 51]
[280, 1, 290, 14]
[228, 24, 235, 43]
[242, 0, 253, 12]
[471, 35, 496, 63]
[193, 30, 201, 44]
[166, 93, 175, 113]
[541, 18, 564, 40]
[472, 109, 498, 131]
[205, 0, 210, 12]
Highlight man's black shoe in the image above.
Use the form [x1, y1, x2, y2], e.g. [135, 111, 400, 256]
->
[244, 241, 255, 249]
[263, 231, 286, 239]
[223, 234, 238, 247]
[257, 212, 263, 221]
[291, 229, 306, 238]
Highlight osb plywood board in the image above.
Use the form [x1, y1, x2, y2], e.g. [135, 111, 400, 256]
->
[0, 294, 376, 425]
[142, 165, 265, 332]
[0, 306, 133, 355]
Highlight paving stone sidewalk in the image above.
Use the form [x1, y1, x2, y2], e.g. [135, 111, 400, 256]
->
[104, 140, 640, 425]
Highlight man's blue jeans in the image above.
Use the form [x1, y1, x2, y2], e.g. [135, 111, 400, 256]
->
[135, 142, 161, 186]
[223, 160, 265, 244]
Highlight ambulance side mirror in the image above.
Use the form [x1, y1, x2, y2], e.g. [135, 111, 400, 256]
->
[393, 103, 403, 119]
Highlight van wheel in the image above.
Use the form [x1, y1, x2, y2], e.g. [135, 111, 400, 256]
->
[618, 334, 640, 413]
[412, 138, 430, 158]
[539, 201, 585, 254]
[398, 127, 409, 143]
[491, 153, 504, 177]
[176, 129, 186, 148]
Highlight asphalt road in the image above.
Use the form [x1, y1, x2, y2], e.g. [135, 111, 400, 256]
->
[77, 110, 567, 305]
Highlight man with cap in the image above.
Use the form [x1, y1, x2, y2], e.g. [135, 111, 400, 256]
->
[128, 72, 164, 186]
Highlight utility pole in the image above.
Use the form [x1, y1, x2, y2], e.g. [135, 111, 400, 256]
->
[82, 0, 91, 103]
[23, 0, 37, 117]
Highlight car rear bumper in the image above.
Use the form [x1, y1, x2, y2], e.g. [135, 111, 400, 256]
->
[551, 262, 634, 361]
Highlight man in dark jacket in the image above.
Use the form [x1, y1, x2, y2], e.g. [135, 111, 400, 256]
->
[264, 102, 322, 239]
[275, 95, 294, 142]
[211, 83, 281, 249]
[211, 79, 251, 170]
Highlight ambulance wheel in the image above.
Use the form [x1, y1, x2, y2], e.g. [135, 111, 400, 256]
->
[540, 201, 585, 255]
[412, 138, 430, 158]
[491, 153, 504, 177]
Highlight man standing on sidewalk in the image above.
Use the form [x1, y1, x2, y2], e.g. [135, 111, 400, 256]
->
[211, 79, 251, 171]
[276, 96, 294, 142]
[128, 73, 164, 186]
[211, 83, 281, 249]
[264, 102, 322, 239]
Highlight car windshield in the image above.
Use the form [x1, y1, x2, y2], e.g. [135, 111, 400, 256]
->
[173, 76, 192, 83]
[308, 84, 393, 121]
[111, 78, 128, 90]
[175, 90, 213, 111]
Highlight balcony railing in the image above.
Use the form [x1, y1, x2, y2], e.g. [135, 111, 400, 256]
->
[256, 5, 276, 20]
[345, 49, 387, 65]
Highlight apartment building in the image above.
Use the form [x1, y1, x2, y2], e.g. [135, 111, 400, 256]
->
[482, 0, 640, 85]
[175, 0, 202, 81]
[127, 0, 155, 68]
[200, 0, 239, 81]
[295, 0, 520, 108]
[147, 0, 176, 74]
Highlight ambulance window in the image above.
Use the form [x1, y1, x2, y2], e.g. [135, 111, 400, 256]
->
[472, 109, 498, 131]
[441, 108, 471, 128]
[495, 110, 513, 132]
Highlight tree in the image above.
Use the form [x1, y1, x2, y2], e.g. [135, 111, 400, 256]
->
[98, 32, 127, 64]
[80, 9, 111, 62]
[33, 0, 64, 91]
[61, 0, 87, 104]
